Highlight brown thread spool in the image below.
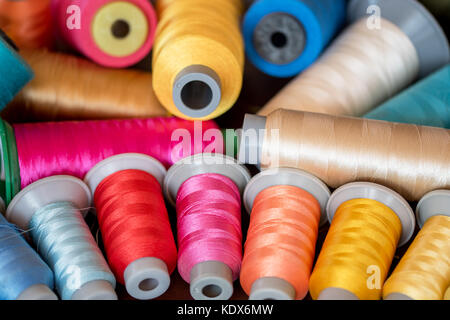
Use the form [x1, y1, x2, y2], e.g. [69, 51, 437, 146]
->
[238, 109, 450, 202]
[2, 49, 167, 122]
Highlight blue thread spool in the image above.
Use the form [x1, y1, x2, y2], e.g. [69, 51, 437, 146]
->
[0, 30, 33, 110]
[6, 176, 117, 300]
[0, 197, 56, 300]
[243, 0, 346, 78]
[365, 65, 450, 128]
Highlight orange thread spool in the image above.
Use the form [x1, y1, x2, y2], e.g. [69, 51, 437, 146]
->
[240, 168, 330, 300]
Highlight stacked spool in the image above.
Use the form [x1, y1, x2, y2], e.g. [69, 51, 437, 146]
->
[152, 0, 244, 120]
[258, 0, 450, 117]
[85, 153, 178, 300]
[243, 0, 346, 77]
[52, 0, 157, 68]
[5, 176, 117, 300]
[164, 154, 250, 300]
[0, 117, 222, 205]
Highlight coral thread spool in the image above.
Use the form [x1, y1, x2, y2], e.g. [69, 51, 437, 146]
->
[243, 0, 346, 77]
[241, 168, 330, 300]
[383, 190, 450, 300]
[5, 175, 117, 300]
[0, 197, 57, 300]
[52, 0, 157, 68]
[85, 153, 177, 300]
[0, 30, 33, 110]
[310, 182, 415, 300]
[164, 153, 251, 300]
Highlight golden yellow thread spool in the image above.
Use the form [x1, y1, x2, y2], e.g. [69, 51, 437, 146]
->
[92, 2, 149, 57]
[309, 182, 415, 300]
[152, 0, 244, 120]
[383, 190, 450, 300]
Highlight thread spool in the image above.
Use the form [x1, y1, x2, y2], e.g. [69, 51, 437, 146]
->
[164, 153, 250, 300]
[5, 175, 117, 300]
[0, 197, 57, 300]
[383, 190, 450, 300]
[0, 116, 222, 205]
[364, 65, 450, 128]
[0, 30, 33, 111]
[152, 0, 244, 120]
[240, 168, 330, 300]
[3, 49, 167, 122]
[309, 182, 415, 300]
[238, 110, 450, 202]
[243, 0, 346, 78]
[258, 0, 449, 117]
[0, 0, 53, 49]
[52, 0, 157, 68]
[85, 153, 177, 300]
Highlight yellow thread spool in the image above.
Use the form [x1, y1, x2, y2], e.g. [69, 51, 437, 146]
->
[309, 182, 415, 300]
[92, 2, 149, 57]
[152, 0, 244, 120]
[383, 190, 450, 300]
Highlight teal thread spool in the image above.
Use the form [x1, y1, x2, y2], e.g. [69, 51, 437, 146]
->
[365, 65, 450, 128]
[0, 30, 33, 110]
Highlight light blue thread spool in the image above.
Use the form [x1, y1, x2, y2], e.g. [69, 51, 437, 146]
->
[364, 65, 450, 128]
[243, 0, 346, 78]
[6, 175, 117, 300]
[0, 200, 56, 300]
[0, 30, 34, 110]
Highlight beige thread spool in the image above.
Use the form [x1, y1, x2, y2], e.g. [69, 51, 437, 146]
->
[258, 0, 449, 117]
[238, 109, 450, 202]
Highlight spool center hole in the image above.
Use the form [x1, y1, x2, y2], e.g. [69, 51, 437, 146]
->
[202, 284, 222, 298]
[181, 80, 213, 110]
[139, 278, 159, 291]
[271, 32, 287, 48]
[112, 20, 130, 39]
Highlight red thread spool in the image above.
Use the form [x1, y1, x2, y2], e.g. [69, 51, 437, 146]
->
[85, 153, 177, 300]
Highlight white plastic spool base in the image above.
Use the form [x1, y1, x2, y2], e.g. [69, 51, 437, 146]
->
[16, 284, 58, 301]
[249, 277, 296, 300]
[84, 153, 170, 300]
[190, 261, 234, 300]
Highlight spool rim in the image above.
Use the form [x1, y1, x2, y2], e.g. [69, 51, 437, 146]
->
[326, 182, 415, 247]
[348, 0, 450, 77]
[172, 65, 222, 119]
[84, 153, 167, 196]
[416, 190, 450, 228]
[238, 114, 266, 167]
[243, 167, 330, 226]
[6, 175, 91, 230]
[163, 153, 251, 206]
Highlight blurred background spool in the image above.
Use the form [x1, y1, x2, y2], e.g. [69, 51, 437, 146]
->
[0, 31, 33, 111]
[6, 176, 117, 300]
[85, 154, 178, 300]
[2, 49, 167, 122]
[257, 0, 450, 117]
[383, 190, 450, 300]
[0, 116, 222, 205]
[52, 0, 157, 68]
[243, 0, 346, 78]
[238, 110, 450, 202]
[152, 0, 244, 120]
[309, 182, 415, 300]
[164, 154, 250, 300]
[0, 0, 53, 49]
[0, 197, 57, 300]
[240, 168, 330, 300]
[364, 65, 450, 128]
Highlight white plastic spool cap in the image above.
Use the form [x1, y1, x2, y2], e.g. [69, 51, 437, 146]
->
[71, 280, 117, 300]
[16, 284, 58, 301]
[173, 65, 222, 119]
[84, 153, 170, 300]
[238, 114, 267, 166]
[164, 153, 251, 300]
[415, 190, 450, 228]
[249, 277, 296, 300]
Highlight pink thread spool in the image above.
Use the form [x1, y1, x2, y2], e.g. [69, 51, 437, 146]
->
[52, 0, 157, 68]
